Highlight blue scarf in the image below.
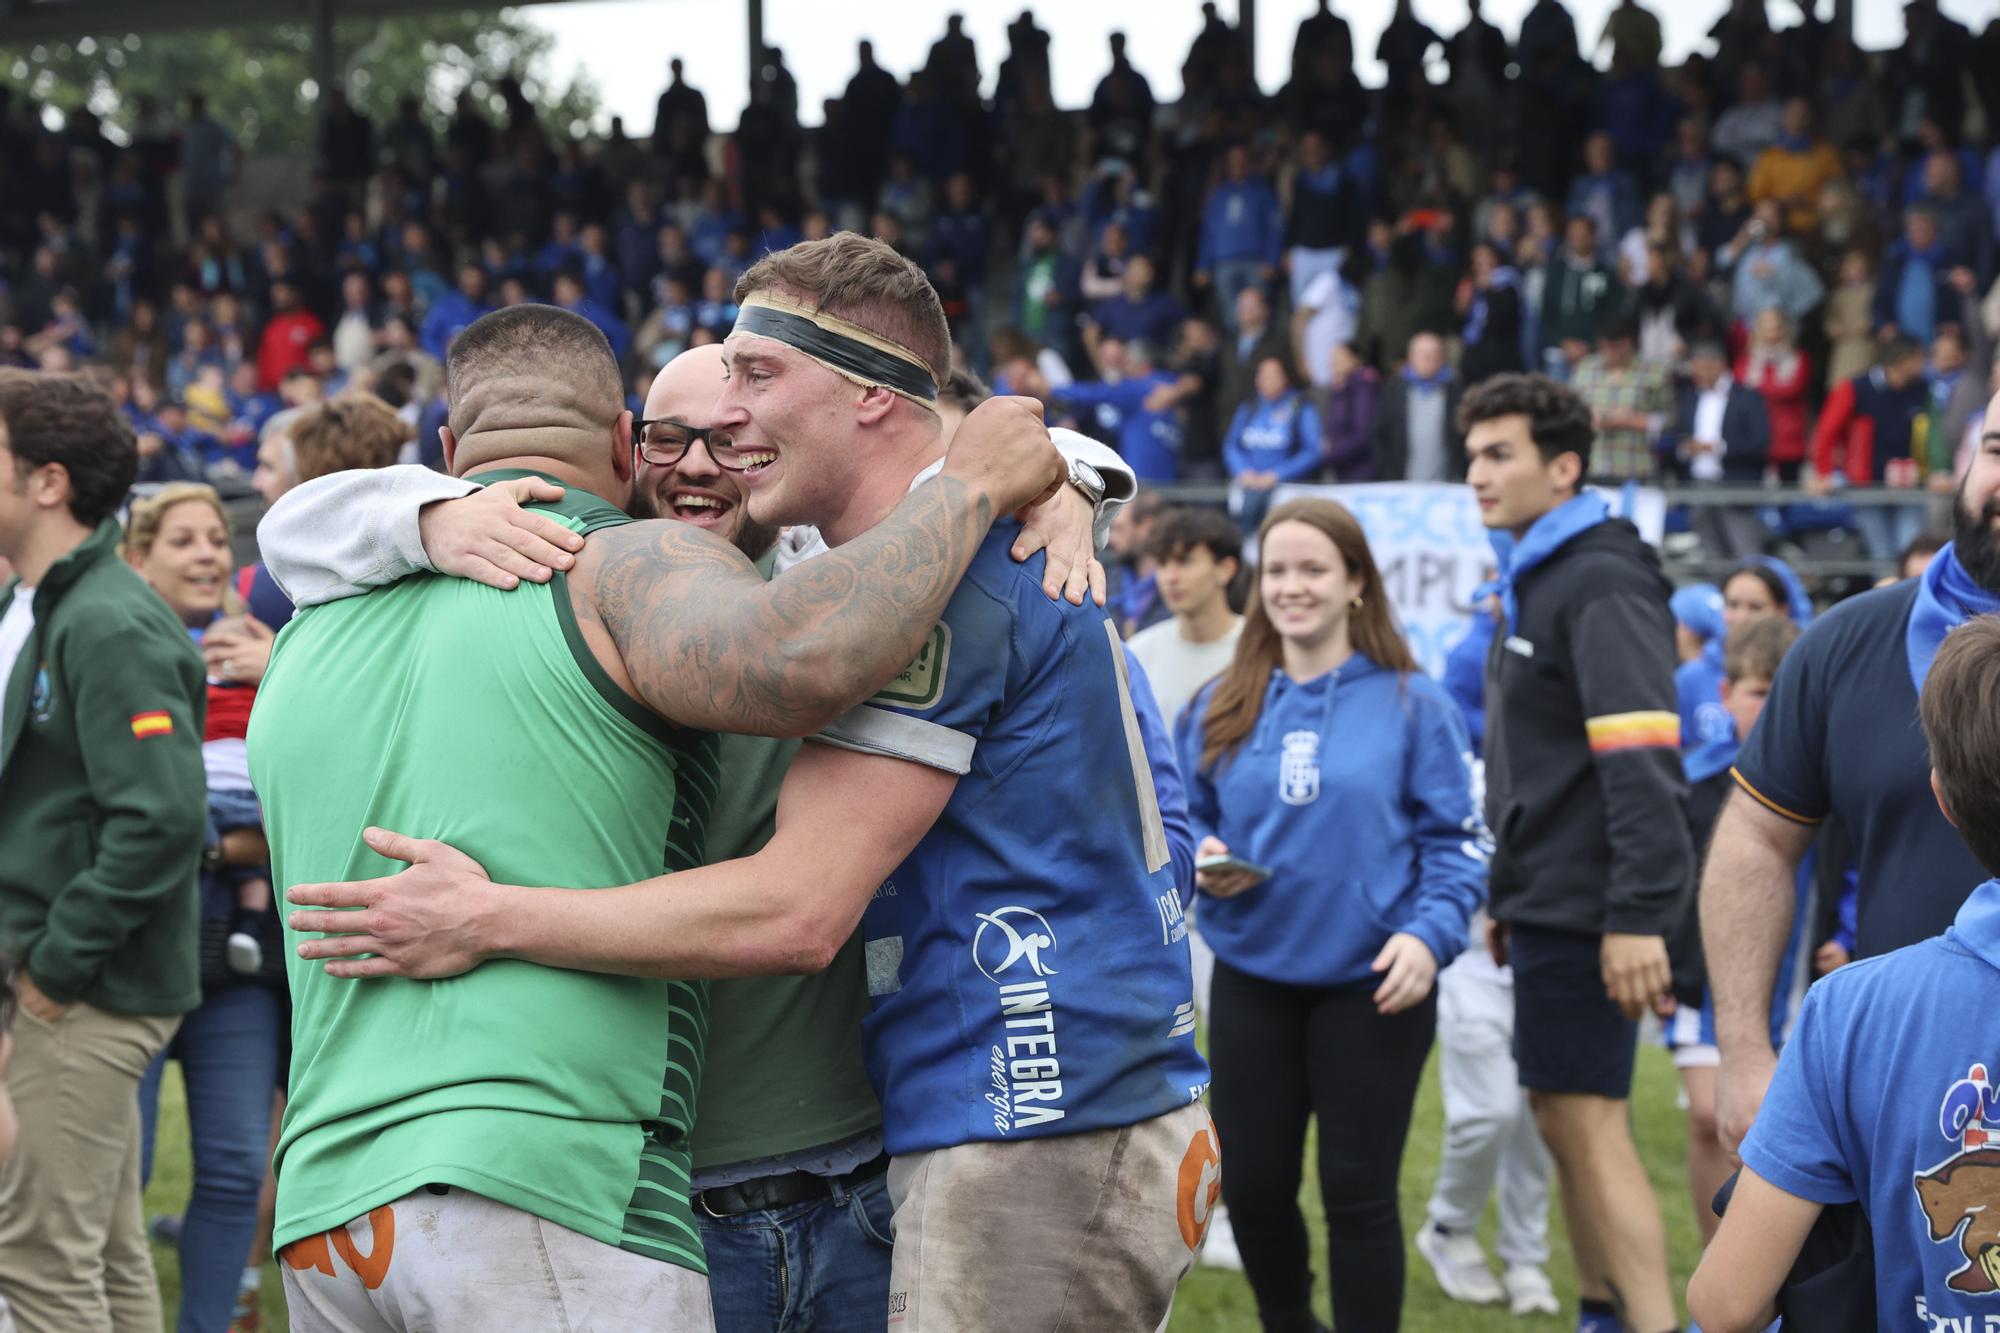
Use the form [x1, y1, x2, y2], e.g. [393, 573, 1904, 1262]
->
[1402, 364, 1452, 391]
[1671, 583, 1726, 646]
[1743, 554, 1815, 628]
[1463, 265, 1518, 344]
[1908, 542, 2000, 692]
[1776, 132, 1814, 154]
[1476, 491, 1611, 633]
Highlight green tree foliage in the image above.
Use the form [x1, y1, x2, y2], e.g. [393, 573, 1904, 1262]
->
[0, 9, 600, 150]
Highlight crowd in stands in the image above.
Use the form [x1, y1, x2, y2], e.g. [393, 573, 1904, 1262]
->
[13, 7, 2000, 1330]
[4, 0, 2000, 564]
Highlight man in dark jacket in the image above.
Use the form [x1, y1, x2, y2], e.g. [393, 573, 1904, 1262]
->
[1664, 339, 1772, 557]
[1218, 286, 1291, 422]
[0, 371, 206, 1329]
[1872, 204, 1973, 347]
[1465, 373, 1689, 1333]
[1664, 340, 1776, 474]
[1370, 330, 1465, 480]
[1537, 215, 1622, 378]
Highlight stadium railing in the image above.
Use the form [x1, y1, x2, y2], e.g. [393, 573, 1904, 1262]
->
[1142, 481, 1939, 582]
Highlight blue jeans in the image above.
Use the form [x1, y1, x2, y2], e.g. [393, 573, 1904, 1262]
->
[1229, 480, 1277, 535]
[138, 982, 283, 1333]
[697, 1170, 896, 1333]
[1211, 258, 1268, 333]
[1851, 499, 1927, 562]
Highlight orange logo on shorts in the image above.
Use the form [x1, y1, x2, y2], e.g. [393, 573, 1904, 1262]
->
[281, 1205, 396, 1290]
[1176, 1120, 1223, 1249]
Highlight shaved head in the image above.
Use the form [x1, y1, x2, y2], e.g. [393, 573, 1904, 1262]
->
[444, 306, 625, 475]
[645, 342, 726, 421]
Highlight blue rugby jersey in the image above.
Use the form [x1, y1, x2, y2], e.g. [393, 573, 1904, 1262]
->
[813, 522, 1211, 1156]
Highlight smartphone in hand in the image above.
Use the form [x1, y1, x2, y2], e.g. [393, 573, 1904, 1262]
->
[1195, 853, 1273, 883]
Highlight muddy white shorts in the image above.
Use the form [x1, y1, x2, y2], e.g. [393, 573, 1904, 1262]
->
[884, 1101, 1217, 1332]
[279, 1185, 714, 1332]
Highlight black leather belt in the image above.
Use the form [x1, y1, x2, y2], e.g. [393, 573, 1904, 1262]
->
[694, 1151, 890, 1219]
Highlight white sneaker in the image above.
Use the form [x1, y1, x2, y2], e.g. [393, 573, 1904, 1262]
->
[1415, 1223, 1504, 1304]
[1502, 1263, 1560, 1316]
[1199, 1206, 1244, 1271]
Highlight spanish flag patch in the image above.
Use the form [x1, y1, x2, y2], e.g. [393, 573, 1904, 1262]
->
[1585, 710, 1679, 754]
[130, 711, 174, 740]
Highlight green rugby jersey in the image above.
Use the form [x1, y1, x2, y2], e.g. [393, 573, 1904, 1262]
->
[692, 552, 883, 1173]
[248, 471, 718, 1272]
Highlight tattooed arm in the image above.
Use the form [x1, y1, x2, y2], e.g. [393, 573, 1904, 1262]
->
[572, 395, 1061, 737]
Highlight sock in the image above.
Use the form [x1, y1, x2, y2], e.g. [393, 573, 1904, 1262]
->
[1577, 1298, 1621, 1333]
[232, 1265, 261, 1319]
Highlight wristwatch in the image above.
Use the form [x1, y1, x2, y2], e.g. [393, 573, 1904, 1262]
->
[1065, 456, 1107, 509]
[201, 843, 226, 876]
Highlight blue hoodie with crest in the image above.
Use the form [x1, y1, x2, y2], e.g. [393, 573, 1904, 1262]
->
[1177, 655, 1489, 988]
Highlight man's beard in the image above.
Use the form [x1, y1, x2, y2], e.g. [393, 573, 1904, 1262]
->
[736, 522, 781, 563]
[626, 480, 781, 563]
[1953, 478, 2000, 590]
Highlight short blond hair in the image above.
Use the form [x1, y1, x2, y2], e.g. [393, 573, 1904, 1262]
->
[1723, 616, 1800, 684]
[124, 481, 230, 561]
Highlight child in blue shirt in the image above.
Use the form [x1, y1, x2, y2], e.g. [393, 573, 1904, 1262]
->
[1689, 613, 2000, 1332]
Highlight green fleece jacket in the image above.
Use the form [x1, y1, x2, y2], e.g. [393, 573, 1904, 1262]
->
[0, 518, 206, 1014]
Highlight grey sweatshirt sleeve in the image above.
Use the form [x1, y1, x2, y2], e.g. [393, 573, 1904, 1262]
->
[255, 465, 480, 608]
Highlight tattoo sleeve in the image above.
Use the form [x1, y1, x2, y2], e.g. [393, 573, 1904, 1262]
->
[575, 474, 996, 737]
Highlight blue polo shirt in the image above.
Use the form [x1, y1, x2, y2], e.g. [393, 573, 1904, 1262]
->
[1731, 580, 1987, 956]
[814, 523, 1211, 1156]
[1742, 879, 2000, 1324]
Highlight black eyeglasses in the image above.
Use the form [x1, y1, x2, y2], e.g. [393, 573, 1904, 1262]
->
[634, 418, 752, 472]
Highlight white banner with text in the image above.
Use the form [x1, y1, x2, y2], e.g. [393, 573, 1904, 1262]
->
[1265, 482, 1667, 675]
